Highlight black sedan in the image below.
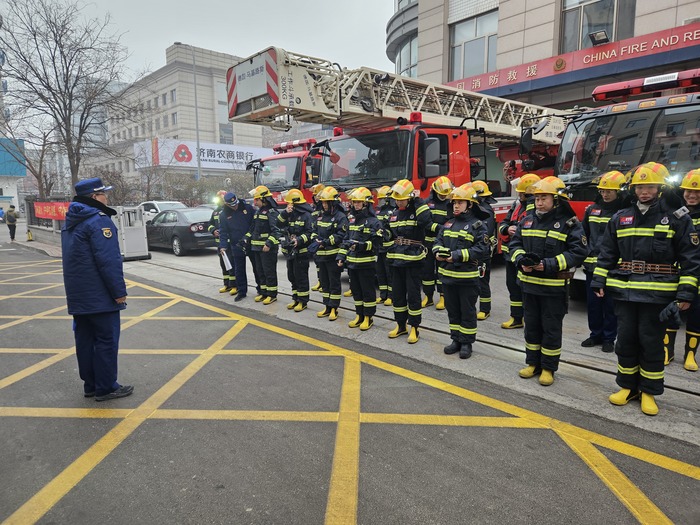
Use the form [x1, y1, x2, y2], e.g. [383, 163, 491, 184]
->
[146, 208, 216, 256]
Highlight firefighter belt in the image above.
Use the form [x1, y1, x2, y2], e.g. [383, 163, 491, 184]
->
[618, 260, 679, 275]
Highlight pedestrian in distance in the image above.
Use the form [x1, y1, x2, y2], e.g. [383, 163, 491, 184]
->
[245, 185, 281, 305]
[219, 192, 255, 302]
[591, 162, 700, 416]
[61, 177, 133, 401]
[209, 190, 237, 295]
[471, 180, 498, 320]
[422, 176, 453, 310]
[433, 184, 491, 359]
[375, 185, 396, 306]
[5, 204, 18, 241]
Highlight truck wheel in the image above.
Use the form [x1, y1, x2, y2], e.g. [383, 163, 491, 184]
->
[172, 236, 186, 256]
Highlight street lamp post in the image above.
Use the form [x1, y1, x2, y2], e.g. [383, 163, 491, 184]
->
[174, 42, 202, 181]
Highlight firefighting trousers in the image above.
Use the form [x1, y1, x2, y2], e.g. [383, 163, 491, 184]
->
[376, 252, 393, 301]
[523, 292, 567, 372]
[505, 261, 523, 319]
[318, 260, 342, 309]
[73, 311, 121, 397]
[585, 271, 617, 342]
[444, 284, 479, 344]
[393, 265, 422, 327]
[421, 245, 442, 298]
[231, 245, 248, 296]
[286, 255, 310, 304]
[348, 267, 377, 318]
[217, 246, 236, 287]
[665, 295, 700, 358]
[252, 250, 278, 298]
[613, 301, 666, 396]
[478, 259, 492, 313]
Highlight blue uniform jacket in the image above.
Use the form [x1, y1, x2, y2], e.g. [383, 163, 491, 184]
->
[218, 201, 255, 248]
[61, 198, 127, 315]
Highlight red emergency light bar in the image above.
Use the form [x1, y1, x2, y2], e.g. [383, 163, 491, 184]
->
[272, 138, 317, 153]
[592, 69, 700, 102]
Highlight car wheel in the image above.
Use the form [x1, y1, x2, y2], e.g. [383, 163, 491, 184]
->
[172, 236, 186, 256]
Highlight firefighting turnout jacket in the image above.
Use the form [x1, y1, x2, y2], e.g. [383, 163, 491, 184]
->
[387, 198, 433, 267]
[376, 201, 396, 253]
[424, 192, 452, 244]
[336, 206, 383, 269]
[314, 204, 349, 262]
[278, 202, 315, 257]
[509, 202, 587, 296]
[498, 197, 534, 259]
[581, 197, 623, 272]
[591, 199, 700, 304]
[432, 211, 490, 285]
[245, 199, 281, 251]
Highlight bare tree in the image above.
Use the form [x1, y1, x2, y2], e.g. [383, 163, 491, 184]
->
[0, 0, 129, 191]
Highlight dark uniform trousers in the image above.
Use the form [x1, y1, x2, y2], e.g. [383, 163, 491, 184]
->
[287, 255, 310, 305]
[74, 311, 121, 396]
[523, 293, 567, 372]
[444, 284, 479, 343]
[421, 244, 441, 297]
[376, 252, 393, 301]
[614, 301, 666, 395]
[505, 260, 523, 319]
[585, 270, 617, 342]
[349, 267, 377, 318]
[478, 259, 492, 313]
[252, 250, 278, 298]
[393, 265, 422, 327]
[318, 261, 342, 309]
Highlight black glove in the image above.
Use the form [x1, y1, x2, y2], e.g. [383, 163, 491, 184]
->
[519, 252, 541, 268]
[659, 301, 682, 326]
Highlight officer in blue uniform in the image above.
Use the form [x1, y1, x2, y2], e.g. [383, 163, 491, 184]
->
[218, 192, 255, 302]
[62, 178, 133, 401]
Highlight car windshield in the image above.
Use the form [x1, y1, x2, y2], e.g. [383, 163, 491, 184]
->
[556, 105, 700, 185]
[255, 157, 300, 191]
[159, 202, 187, 211]
[318, 130, 410, 189]
[181, 209, 213, 223]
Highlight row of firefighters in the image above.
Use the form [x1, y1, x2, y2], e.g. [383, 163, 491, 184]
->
[209, 161, 700, 417]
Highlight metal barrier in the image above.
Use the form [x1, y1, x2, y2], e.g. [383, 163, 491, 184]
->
[112, 206, 151, 261]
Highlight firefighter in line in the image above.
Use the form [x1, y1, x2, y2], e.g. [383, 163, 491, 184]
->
[218, 192, 255, 302]
[278, 189, 315, 312]
[209, 190, 237, 294]
[497, 174, 539, 329]
[310, 183, 325, 293]
[580, 171, 626, 353]
[433, 184, 491, 359]
[337, 187, 383, 330]
[375, 185, 396, 306]
[245, 185, 281, 305]
[421, 176, 453, 310]
[314, 186, 349, 321]
[471, 180, 497, 320]
[591, 162, 700, 415]
[387, 179, 434, 344]
[661, 169, 700, 371]
[343, 188, 358, 298]
[510, 177, 587, 386]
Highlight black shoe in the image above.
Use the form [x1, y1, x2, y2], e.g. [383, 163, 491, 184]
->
[443, 340, 460, 355]
[602, 341, 614, 353]
[95, 385, 134, 402]
[84, 391, 95, 398]
[234, 294, 246, 302]
[581, 337, 602, 347]
[459, 343, 473, 359]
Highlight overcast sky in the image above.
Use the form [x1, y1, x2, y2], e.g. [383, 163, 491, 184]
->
[85, 0, 396, 78]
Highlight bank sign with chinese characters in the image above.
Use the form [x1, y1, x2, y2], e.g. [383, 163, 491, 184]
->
[450, 23, 700, 96]
[134, 139, 273, 172]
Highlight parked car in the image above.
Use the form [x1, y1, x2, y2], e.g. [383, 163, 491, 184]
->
[139, 200, 187, 220]
[146, 208, 216, 256]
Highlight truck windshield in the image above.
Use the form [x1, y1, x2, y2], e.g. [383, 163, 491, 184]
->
[556, 105, 700, 185]
[255, 157, 301, 191]
[318, 130, 410, 189]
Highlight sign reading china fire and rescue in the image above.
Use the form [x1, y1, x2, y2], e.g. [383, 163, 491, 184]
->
[133, 139, 273, 172]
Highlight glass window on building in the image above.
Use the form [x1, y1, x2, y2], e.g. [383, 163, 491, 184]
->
[395, 35, 418, 78]
[171, 112, 177, 126]
[449, 10, 498, 81]
[396, 0, 417, 11]
[162, 93, 167, 106]
[219, 123, 233, 144]
[170, 89, 177, 103]
[561, 0, 636, 54]
[154, 96, 159, 108]
[163, 115, 168, 128]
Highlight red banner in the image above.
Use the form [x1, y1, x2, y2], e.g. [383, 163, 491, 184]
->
[34, 201, 70, 220]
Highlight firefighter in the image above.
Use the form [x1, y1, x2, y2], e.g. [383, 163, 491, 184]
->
[218, 193, 255, 301]
[591, 162, 700, 415]
[278, 188, 315, 312]
[209, 190, 237, 294]
[314, 186, 348, 321]
[471, 180, 497, 320]
[343, 188, 358, 298]
[661, 169, 700, 371]
[375, 185, 395, 306]
[422, 176, 453, 310]
[433, 184, 491, 359]
[581, 171, 626, 353]
[510, 177, 587, 386]
[310, 183, 325, 293]
[497, 174, 539, 329]
[387, 179, 434, 344]
[337, 187, 383, 330]
[245, 185, 281, 305]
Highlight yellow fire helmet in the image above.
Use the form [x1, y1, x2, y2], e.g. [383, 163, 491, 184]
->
[630, 162, 669, 186]
[541, 176, 569, 199]
[391, 179, 415, 200]
[514, 173, 541, 194]
[450, 184, 479, 204]
[597, 171, 626, 190]
[680, 169, 700, 190]
[283, 188, 306, 204]
[471, 180, 493, 197]
[249, 185, 271, 199]
[310, 183, 325, 197]
[376, 185, 393, 199]
[350, 187, 373, 202]
[318, 186, 339, 201]
[431, 176, 453, 196]
[532, 177, 566, 196]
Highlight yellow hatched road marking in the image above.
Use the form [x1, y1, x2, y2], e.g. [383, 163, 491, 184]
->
[0, 269, 63, 284]
[0, 305, 67, 330]
[360, 413, 542, 428]
[152, 409, 338, 422]
[0, 284, 64, 300]
[0, 407, 130, 418]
